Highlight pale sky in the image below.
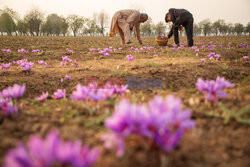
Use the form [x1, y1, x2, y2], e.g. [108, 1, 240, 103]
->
[0, 0, 249, 25]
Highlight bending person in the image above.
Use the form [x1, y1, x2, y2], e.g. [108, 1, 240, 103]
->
[165, 8, 194, 47]
[109, 9, 148, 45]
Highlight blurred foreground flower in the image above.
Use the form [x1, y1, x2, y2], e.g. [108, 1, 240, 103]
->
[102, 95, 195, 156]
[0, 84, 25, 117]
[3, 130, 99, 167]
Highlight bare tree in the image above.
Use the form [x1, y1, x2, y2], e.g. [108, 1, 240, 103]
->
[24, 7, 44, 36]
[153, 22, 166, 36]
[199, 19, 212, 36]
[67, 14, 84, 37]
[93, 10, 109, 36]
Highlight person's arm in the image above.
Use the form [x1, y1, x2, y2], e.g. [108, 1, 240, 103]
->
[135, 24, 142, 44]
[168, 25, 173, 39]
[168, 15, 182, 38]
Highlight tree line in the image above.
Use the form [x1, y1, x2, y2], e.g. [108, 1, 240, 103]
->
[0, 7, 249, 37]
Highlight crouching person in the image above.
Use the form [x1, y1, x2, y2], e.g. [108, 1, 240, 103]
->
[109, 9, 148, 45]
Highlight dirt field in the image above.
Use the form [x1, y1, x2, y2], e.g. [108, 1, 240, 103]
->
[0, 36, 250, 167]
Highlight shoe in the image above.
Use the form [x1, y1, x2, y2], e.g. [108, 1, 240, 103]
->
[127, 41, 132, 44]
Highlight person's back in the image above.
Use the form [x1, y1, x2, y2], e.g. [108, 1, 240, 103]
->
[165, 8, 194, 47]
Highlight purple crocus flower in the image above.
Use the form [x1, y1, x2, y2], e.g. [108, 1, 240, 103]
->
[1, 63, 11, 70]
[153, 54, 158, 57]
[3, 130, 99, 167]
[5, 84, 26, 99]
[70, 84, 89, 100]
[126, 55, 133, 62]
[214, 54, 221, 60]
[0, 98, 18, 117]
[36, 91, 49, 101]
[103, 95, 195, 156]
[66, 48, 73, 54]
[196, 77, 234, 102]
[62, 56, 72, 62]
[207, 52, 216, 59]
[201, 58, 206, 62]
[89, 48, 97, 52]
[52, 89, 66, 100]
[1, 49, 11, 53]
[32, 49, 40, 53]
[38, 60, 47, 66]
[73, 60, 78, 67]
[65, 75, 71, 80]
[18, 49, 29, 53]
[243, 56, 249, 59]
[22, 62, 34, 71]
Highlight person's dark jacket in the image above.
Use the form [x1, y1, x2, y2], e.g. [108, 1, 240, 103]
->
[167, 8, 192, 39]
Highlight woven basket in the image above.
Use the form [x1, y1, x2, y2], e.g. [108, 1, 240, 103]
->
[155, 36, 168, 46]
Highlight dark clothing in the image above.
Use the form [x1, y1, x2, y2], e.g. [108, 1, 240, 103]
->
[167, 8, 194, 47]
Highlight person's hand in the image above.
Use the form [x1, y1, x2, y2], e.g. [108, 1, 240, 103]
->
[178, 25, 183, 31]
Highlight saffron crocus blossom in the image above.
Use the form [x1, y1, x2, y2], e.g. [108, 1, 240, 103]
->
[1, 49, 11, 53]
[1, 84, 26, 99]
[73, 60, 78, 67]
[36, 91, 49, 101]
[66, 48, 73, 54]
[196, 77, 234, 102]
[52, 89, 66, 100]
[32, 49, 40, 53]
[61, 56, 72, 66]
[1, 63, 11, 70]
[38, 60, 47, 66]
[65, 75, 71, 80]
[22, 62, 34, 71]
[18, 49, 29, 53]
[71, 84, 90, 100]
[103, 95, 195, 156]
[214, 54, 221, 60]
[0, 98, 18, 117]
[153, 54, 158, 57]
[243, 56, 249, 59]
[3, 130, 99, 167]
[201, 58, 206, 62]
[62, 56, 72, 62]
[89, 48, 97, 52]
[71, 83, 127, 101]
[0, 84, 25, 117]
[126, 55, 133, 62]
[239, 43, 248, 48]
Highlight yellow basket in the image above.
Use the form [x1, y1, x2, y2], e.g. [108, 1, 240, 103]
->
[155, 36, 168, 46]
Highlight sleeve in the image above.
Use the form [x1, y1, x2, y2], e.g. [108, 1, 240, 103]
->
[134, 24, 141, 41]
[168, 25, 173, 39]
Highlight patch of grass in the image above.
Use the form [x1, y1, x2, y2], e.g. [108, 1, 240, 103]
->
[221, 65, 230, 72]
[144, 62, 160, 68]
[206, 102, 250, 125]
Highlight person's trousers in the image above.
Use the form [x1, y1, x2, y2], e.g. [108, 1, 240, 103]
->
[174, 12, 194, 47]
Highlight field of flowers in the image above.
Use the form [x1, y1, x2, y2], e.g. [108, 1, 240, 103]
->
[0, 36, 250, 167]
